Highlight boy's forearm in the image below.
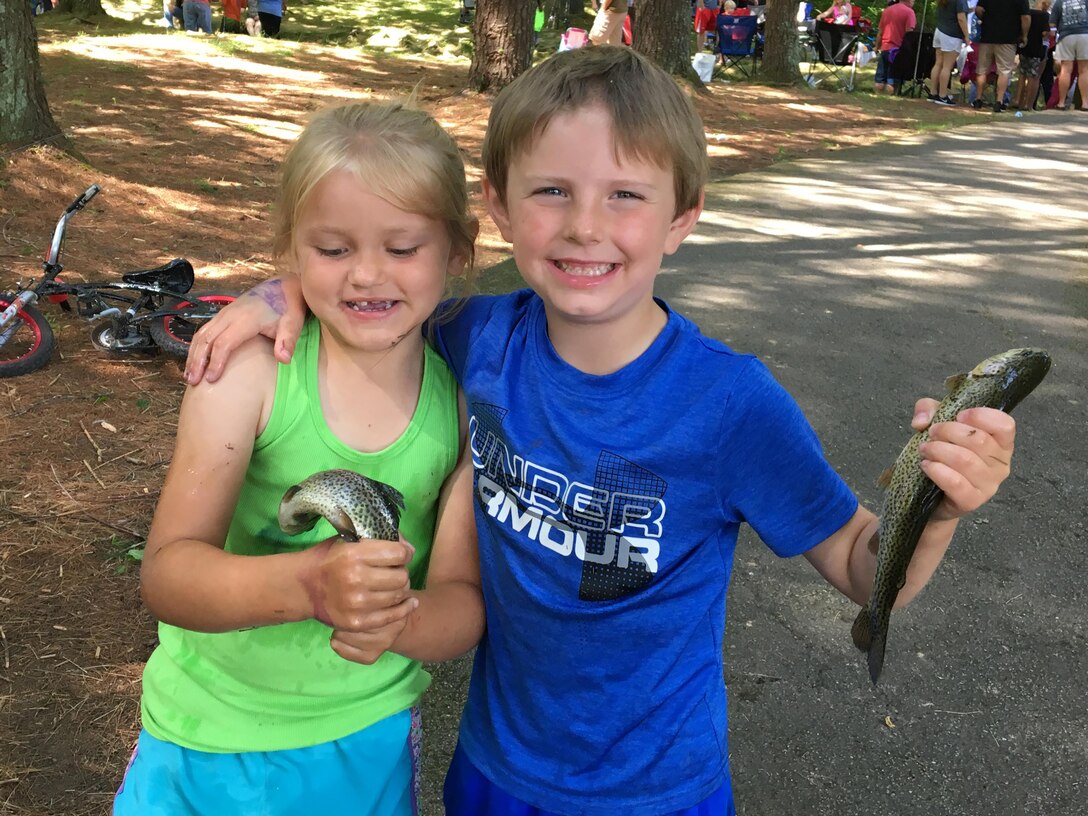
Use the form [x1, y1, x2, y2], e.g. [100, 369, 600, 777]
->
[390, 582, 484, 661]
[843, 514, 959, 608]
[141, 540, 319, 632]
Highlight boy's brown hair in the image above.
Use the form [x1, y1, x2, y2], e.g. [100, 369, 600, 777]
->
[483, 46, 709, 218]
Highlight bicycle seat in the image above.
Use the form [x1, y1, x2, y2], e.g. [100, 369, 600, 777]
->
[122, 258, 195, 293]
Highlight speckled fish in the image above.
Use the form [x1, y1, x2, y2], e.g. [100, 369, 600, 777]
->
[278, 469, 405, 542]
[852, 348, 1052, 685]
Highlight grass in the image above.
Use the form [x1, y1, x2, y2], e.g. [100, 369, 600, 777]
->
[34, 0, 591, 64]
[105, 535, 145, 574]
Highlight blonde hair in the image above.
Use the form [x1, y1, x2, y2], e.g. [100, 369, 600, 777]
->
[273, 102, 476, 292]
[483, 47, 708, 218]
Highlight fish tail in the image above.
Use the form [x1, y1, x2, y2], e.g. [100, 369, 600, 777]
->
[851, 605, 871, 651]
[866, 627, 888, 685]
[852, 603, 888, 684]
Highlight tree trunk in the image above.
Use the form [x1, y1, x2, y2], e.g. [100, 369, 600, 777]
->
[761, 0, 803, 84]
[633, 0, 700, 84]
[0, 0, 72, 153]
[54, 0, 108, 15]
[469, 0, 535, 92]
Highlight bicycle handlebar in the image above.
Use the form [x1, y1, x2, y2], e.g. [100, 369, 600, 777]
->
[66, 184, 100, 214]
[46, 184, 102, 271]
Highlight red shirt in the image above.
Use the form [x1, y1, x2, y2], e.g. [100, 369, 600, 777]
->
[878, 2, 916, 50]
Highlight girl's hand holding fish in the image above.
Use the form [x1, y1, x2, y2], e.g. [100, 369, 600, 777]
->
[302, 535, 418, 633]
[909, 398, 1018, 523]
[329, 621, 410, 666]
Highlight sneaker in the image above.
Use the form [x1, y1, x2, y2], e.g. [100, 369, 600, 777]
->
[931, 95, 955, 106]
[993, 100, 1008, 112]
[972, 98, 984, 110]
[927, 92, 941, 102]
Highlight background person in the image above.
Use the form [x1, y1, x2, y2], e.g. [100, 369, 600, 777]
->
[182, 0, 213, 33]
[256, 0, 284, 37]
[1013, 0, 1054, 108]
[929, 0, 972, 104]
[972, 0, 1031, 111]
[694, 0, 722, 50]
[874, 0, 917, 92]
[589, 0, 629, 45]
[1051, 0, 1088, 109]
[817, 0, 854, 23]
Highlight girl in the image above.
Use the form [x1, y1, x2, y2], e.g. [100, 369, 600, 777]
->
[928, 0, 971, 105]
[816, 0, 853, 24]
[113, 102, 483, 816]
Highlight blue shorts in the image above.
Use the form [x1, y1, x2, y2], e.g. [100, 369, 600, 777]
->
[874, 49, 900, 85]
[442, 741, 736, 816]
[113, 707, 421, 816]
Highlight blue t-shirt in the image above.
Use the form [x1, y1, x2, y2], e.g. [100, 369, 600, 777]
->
[257, 0, 281, 15]
[434, 290, 857, 815]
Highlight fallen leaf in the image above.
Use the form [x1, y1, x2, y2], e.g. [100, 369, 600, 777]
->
[884, 715, 896, 729]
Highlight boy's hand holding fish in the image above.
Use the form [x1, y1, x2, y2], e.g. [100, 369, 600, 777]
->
[805, 400, 1017, 618]
[908, 399, 1017, 524]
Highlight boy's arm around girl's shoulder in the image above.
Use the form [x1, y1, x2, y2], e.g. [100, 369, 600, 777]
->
[333, 395, 484, 666]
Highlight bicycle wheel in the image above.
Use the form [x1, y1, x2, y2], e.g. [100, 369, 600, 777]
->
[151, 292, 237, 359]
[0, 294, 56, 377]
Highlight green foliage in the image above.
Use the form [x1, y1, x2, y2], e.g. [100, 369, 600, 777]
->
[106, 535, 145, 574]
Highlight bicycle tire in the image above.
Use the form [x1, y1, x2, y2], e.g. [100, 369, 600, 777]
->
[0, 294, 56, 378]
[151, 292, 238, 359]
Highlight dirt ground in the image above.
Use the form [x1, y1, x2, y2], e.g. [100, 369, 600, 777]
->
[0, 22, 984, 816]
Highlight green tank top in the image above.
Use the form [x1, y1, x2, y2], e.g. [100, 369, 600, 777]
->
[140, 317, 460, 752]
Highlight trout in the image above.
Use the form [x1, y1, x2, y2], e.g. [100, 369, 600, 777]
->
[852, 348, 1052, 684]
[278, 469, 405, 542]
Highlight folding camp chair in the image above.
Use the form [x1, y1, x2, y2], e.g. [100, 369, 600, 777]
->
[716, 14, 760, 78]
[890, 30, 936, 97]
[806, 20, 863, 90]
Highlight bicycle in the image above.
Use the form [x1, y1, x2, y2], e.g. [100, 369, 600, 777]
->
[0, 184, 237, 378]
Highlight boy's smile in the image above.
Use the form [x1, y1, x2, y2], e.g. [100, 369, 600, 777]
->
[484, 104, 702, 370]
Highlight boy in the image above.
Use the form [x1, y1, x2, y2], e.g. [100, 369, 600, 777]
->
[186, 47, 1018, 815]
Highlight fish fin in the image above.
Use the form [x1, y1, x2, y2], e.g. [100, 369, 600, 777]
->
[867, 530, 880, 556]
[867, 627, 888, 685]
[376, 483, 406, 531]
[378, 482, 406, 512]
[851, 606, 871, 651]
[329, 508, 359, 542]
[876, 465, 895, 489]
[943, 372, 967, 392]
[282, 484, 301, 504]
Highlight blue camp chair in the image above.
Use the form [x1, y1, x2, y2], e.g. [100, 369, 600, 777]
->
[716, 14, 760, 78]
